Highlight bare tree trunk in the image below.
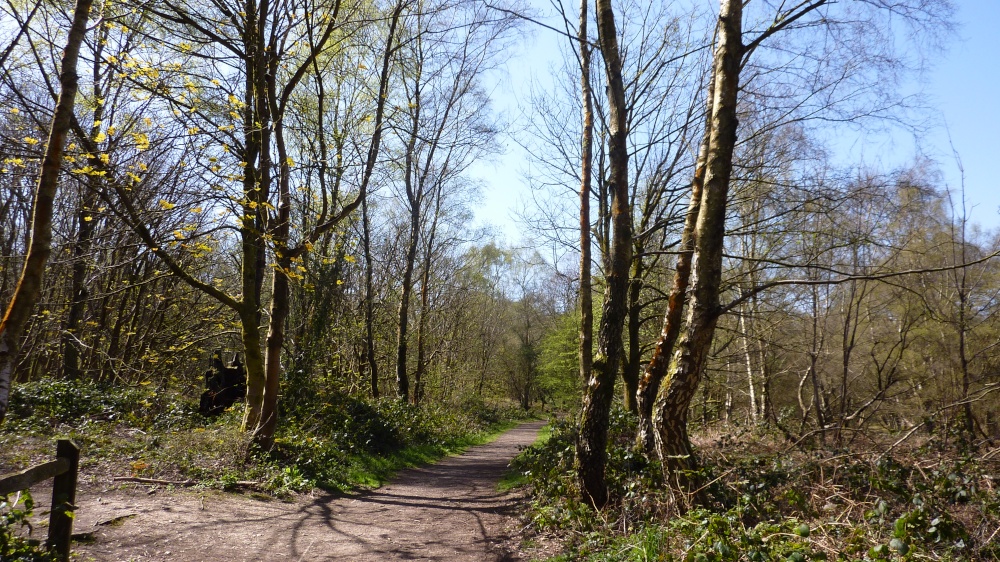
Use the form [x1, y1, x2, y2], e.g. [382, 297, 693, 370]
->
[740, 305, 758, 423]
[361, 1, 404, 401]
[259, 106, 296, 448]
[837, 278, 862, 443]
[946, 194, 976, 442]
[395, 204, 418, 403]
[653, 0, 742, 508]
[237, 0, 271, 436]
[239, 302, 267, 434]
[395, 173, 420, 403]
[0, 0, 93, 424]
[576, 0, 632, 509]
[808, 282, 826, 435]
[64, 184, 99, 381]
[578, 0, 594, 385]
[623, 255, 641, 413]
[635, 68, 714, 454]
[757, 321, 774, 423]
[362, 195, 379, 398]
[958, 287, 974, 440]
[414, 184, 443, 406]
[64, 29, 107, 380]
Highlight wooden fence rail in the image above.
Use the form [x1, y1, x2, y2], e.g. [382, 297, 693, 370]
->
[0, 440, 80, 562]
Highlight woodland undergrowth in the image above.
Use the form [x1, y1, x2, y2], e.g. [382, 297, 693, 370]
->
[511, 409, 1000, 561]
[0, 377, 529, 556]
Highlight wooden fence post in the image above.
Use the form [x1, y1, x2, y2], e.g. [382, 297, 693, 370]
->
[46, 439, 79, 562]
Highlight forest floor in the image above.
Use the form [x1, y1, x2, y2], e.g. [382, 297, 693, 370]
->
[32, 421, 546, 562]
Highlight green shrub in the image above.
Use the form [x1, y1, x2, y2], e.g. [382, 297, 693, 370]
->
[512, 415, 998, 561]
[6, 379, 201, 432]
[0, 491, 56, 562]
[3, 375, 529, 497]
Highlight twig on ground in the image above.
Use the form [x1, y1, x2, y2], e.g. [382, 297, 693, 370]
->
[112, 476, 263, 489]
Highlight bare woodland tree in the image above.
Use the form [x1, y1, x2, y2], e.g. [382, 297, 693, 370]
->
[638, 0, 954, 506]
[0, 0, 93, 424]
[575, 0, 632, 508]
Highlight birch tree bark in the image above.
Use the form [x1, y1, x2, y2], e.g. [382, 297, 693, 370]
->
[634, 67, 714, 454]
[652, 0, 742, 507]
[645, 0, 949, 503]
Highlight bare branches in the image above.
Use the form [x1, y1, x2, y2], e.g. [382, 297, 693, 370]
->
[741, 0, 829, 61]
[719, 250, 1000, 317]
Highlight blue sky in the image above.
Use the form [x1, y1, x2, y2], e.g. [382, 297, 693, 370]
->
[471, 0, 1000, 242]
[924, 0, 1000, 229]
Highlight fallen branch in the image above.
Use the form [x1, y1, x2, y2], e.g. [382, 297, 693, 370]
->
[95, 514, 137, 527]
[112, 476, 263, 488]
[113, 476, 195, 486]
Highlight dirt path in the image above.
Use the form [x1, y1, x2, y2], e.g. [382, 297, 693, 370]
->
[68, 421, 543, 561]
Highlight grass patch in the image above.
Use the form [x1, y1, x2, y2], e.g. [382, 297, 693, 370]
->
[342, 444, 456, 490]
[498, 419, 553, 492]
[329, 420, 524, 491]
[0, 379, 531, 497]
[1, 374, 532, 560]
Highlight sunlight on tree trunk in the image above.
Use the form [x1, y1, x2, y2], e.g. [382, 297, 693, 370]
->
[578, 0, 594, 386]
[652, 0, 742, 509]
[0, 0, 93, 425]
[576, 0, 632, 509]
[635, 66, 714, 455]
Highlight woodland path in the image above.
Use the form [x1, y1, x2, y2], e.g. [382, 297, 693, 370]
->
[68, 421, 544, 561]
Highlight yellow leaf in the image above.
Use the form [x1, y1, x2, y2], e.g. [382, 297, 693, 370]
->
[133, 133, 150, 151]
[159, 199, 176, 210]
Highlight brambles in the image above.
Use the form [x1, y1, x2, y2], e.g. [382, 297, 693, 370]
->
[512, 416, 999, 560]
